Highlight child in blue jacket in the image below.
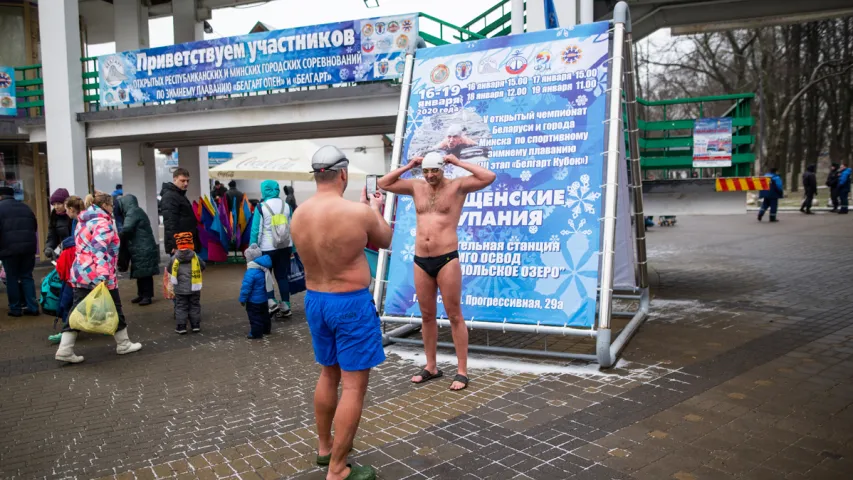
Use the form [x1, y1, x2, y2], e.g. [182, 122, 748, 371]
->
[240, 244, 275, 339]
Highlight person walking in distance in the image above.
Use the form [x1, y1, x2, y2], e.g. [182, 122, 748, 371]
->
[800, 165, 817, 214]
[757, 167, 784, 222]
[379, 151, 496, 391]
[0, 186, 39, 317]
[291, 146, 392, 480]
[160, 168, 200, 254]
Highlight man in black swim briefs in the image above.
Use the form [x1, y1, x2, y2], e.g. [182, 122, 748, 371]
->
[380, 148, 496, 391]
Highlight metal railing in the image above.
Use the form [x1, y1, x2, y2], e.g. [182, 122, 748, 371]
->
[460, 0, 521, 38]
[634, 93, 756, 179]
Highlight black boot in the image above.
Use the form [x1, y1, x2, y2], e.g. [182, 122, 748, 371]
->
[131, 296, 143, 304]
[138, 297, 152, 306]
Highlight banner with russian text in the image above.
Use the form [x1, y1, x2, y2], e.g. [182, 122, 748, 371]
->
[693, 117, 732, 167]
[383, 22, 610, 327]
[0, 66, 16, 116]
[98, 14, 418, 107]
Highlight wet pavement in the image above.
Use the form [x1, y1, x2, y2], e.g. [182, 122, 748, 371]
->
[1, 212, 852, 479]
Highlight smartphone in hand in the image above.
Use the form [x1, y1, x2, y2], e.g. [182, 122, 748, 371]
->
[366, 174, 378, 196]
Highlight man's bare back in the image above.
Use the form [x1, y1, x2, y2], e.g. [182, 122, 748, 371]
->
[292, 192, 390, 293]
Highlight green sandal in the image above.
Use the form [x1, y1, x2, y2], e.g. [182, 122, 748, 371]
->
[316, 447, 353, 466]
[343, 465, 376, 480]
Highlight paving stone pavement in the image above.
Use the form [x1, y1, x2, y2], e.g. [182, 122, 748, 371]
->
[1, 212, 852, 479]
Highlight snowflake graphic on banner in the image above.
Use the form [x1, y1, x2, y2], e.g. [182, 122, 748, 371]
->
[409, 227, 416, 237]
[458, 228, 474, 243]
[339, 68, 350, 81]
[520, 170, 532, 182]
[575, 94, 588, 107]
[550, 235, 560, 243]
[587, 67, 608, 97]
[553, 167, 569, 181]
[405, 105, 424, 138]
[509, 235, 520, 243]
[542, 205, 556, 219]
[565, 174, 601, 219]
[346, 46, 355, 54]
[529, 225, 538, 234]
[401, 244, 415, 261]
[556, 27, 574, 38]
[566, 218, 593, 236]
[353, 63, 370, 80]
[505, 96, 528, 114]
[536, 234, 598, 323]
[495, 182, 509, 192]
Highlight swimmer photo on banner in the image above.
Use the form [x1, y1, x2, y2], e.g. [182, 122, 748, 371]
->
[384, 22, 611, 328]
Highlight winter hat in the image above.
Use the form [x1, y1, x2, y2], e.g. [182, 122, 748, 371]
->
[245, 243, 262, 263]
[228, 180, 237, 188]
[50, 188, 70, 205]
[174, 231, 194, 250]
[0, 186, 15, 197]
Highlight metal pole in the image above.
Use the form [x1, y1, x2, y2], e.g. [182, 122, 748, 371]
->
[596, 20, 626, 368]
[511, 0, 525, 34]
[580, 0, 594, 24]
[373, 41, 418, 310]
[381, 316, 597, 337]
[387, 337, 599, 362]
[618, 7, 648, 289]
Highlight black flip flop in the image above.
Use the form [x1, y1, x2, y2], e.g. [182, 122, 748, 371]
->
[412, 368, 443, 384]
[449, 374, 469, 391]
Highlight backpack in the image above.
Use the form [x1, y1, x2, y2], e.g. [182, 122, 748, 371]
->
[262, 200, 291, 249]
[40, 269, 63, 316]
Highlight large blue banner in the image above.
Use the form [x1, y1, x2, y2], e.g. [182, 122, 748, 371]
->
[384, 22, 611, 327]
[0, 66, 16, 116]
[98, 14, 418, 107]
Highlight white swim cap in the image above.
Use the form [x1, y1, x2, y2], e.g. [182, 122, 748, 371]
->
[446, 124, 464, 137]
[422, 152, 445, 170]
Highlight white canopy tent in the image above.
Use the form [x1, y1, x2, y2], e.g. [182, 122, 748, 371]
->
[210, 140, 371, 182]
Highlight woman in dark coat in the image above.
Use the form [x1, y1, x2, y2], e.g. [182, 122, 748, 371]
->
[45, 188, 73, 258]
[117, 195, 160, 305]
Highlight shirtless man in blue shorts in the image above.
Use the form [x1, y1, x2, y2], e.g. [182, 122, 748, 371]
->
[379, 148, 496, 391]
[291, 145, 392, 480]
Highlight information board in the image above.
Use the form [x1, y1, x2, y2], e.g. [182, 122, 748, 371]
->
[384, 22, 611, 327]
[0, 66, 16, 116]
[693, 117, 733, 167]
[98, 14, 417, 107]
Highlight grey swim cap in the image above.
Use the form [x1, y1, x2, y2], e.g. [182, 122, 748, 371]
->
[312, 145, 349, 173]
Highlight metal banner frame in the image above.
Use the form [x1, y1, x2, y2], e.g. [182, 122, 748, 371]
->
[374, 2, 648, 368]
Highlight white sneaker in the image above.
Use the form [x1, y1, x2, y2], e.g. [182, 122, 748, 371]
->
[114, 328, 142, 355]
[55, 332, 84, 363]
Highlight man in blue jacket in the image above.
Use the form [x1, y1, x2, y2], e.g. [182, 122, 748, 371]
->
[837, 163, 851, 214]
[758, 167, 784, 222]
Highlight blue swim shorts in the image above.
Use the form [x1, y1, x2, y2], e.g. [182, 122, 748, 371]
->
[304, 288, 386, 371]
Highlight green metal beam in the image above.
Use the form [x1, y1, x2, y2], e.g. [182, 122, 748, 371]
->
[461, 0, 511, 30]
[640, 153, 755, 168]
[639, 134, 753, 149]
[637, 93, 755, 107]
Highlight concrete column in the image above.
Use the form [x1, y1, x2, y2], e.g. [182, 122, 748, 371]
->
[173, 0, 210, 199]
[39, 1, 88, 196]
[177, 147, 210, 200]
[526, 0, 547, 32]
[120, 143, 160, 235]
[555, 0, 578, 27]
[114, 0, 149, 51]
[580, 0, 594, 24]
[172, 0, 196, 44]
[511, 0, 525, 34]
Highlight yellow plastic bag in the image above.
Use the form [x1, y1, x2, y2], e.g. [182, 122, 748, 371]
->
[69, 283, 119, 335]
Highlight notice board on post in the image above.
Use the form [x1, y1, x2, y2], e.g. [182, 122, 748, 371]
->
[98, 14, 418, 107]
[383, 22, 612, 328]
[693, 117, 733, 168]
